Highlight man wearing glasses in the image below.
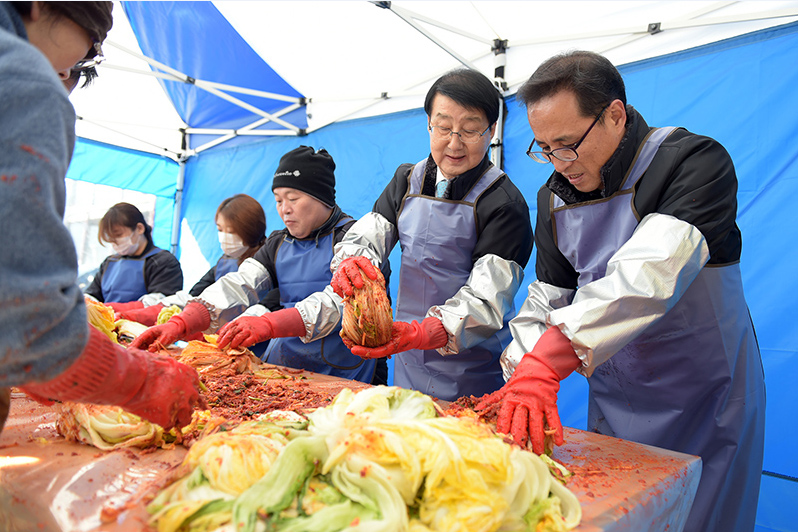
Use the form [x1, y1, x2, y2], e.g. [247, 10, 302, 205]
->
[479, 50, 764, 532]
[330, 68, 533, 402]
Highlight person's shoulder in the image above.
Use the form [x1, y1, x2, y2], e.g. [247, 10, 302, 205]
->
[267, 228, 289, 242]
[148, 248, 179, 263]
[0, 26, 48, 71]
[0, 29, 65, 97]
[338, 216, 357, 232]
[259, 229, 289, 261]
[480, 168, 530, 209]
[661, 126, 726, 150]
[659, 127, 732, 165]
[389, 162, 416, 182]
[0, 30, 74, 157]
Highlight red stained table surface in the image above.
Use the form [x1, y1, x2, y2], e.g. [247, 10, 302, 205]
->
[0, 380, 700, 532]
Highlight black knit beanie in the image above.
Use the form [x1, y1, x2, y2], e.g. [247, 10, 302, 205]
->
[272, 146, 336, 207]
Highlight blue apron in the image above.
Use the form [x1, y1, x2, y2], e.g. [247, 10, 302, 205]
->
[264, 218, 376, 383]
[552, 128, 765, 532]
[395, 160, 510, 401]
[100, 247, 161, 303]
[214, 256, 239, 280]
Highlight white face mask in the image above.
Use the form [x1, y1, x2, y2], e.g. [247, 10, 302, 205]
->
[218, 231, 247, 258]
[112, 233, 141, 256]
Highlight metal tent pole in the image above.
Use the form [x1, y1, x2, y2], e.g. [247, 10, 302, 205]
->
[491, 39, 508, 169]
[170, 132, 187, 256]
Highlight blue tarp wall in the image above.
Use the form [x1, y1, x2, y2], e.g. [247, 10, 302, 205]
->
[67, 21, 798, 531]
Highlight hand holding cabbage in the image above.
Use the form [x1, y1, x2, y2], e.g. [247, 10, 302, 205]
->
[331, 256, 380, 298]
[476, 327, 581, 454]
[348, 317, 448, 359]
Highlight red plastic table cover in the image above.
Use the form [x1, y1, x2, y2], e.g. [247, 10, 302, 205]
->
[0, 388, 701, 532]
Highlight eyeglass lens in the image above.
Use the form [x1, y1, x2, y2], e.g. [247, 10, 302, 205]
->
[430, 125, 489, 144]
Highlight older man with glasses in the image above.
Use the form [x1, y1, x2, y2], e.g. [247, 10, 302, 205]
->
[478, 50, 765, 532]
[330, 68, 533, 402]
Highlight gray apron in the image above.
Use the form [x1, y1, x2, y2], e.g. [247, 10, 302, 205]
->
[395, 160, 509, 401]
[552, 128, 765, 532]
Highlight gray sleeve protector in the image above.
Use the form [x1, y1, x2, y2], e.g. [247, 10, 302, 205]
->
[428, 254, 524, 355]
[502, 213, 709, 379]
[190, 257, 274, 331]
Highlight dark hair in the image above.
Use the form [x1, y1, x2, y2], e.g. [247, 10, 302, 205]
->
[216, 194, 267, 264]
[11, 2, 114, 43]
[12, 1, 112, 89]
[517, 51, 627, 118]
[98, 203, 152, 246]
[66, 65, 98, 90]
[424, 68, 501, 125]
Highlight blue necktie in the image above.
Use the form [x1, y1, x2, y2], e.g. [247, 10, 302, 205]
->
[435, 179, 450, 198]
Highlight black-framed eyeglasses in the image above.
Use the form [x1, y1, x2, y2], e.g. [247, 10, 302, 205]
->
[527, 104, 609, 164]
[71, 41, 105, 74]
[429, 124, 492, 144]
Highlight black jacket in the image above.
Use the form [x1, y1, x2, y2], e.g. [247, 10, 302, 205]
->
[536, 106, 743, 289]
[373, 154, 533, 268]
[85, 242, 183, 302]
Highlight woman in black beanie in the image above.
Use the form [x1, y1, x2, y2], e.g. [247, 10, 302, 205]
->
[132, 146, 390, 386]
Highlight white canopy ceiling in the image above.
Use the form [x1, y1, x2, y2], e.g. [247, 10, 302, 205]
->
[68, 1, 798, 160]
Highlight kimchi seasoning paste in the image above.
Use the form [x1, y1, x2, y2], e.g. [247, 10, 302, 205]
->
[200, 372, 339, 422]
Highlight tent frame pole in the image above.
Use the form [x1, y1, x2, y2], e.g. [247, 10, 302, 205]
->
[377, 2, 481, 70]
[104, 40, 305, 153]
[171, 150, 187, 257]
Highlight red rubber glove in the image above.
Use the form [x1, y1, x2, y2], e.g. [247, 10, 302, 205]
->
[129, 302, 210, 352]
[331, 256, 379, 298]
[217, 308, 306, 350]
[475, 327, 581, 454]
[106, 300, 144, 313]
[347, 317, 448, 359]
[116, 303, 164, 326]
[21, 326, 204, 430]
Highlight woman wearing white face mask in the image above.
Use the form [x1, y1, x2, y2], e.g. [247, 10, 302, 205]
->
[115, 194, 275, 326]
[84, 202, 183, 305]
[210, 194, 266, 281]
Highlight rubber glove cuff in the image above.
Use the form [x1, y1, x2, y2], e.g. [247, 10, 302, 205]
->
[116, 303, 164, 326]
[21, 326, 147, 406]
[267, 308, 307, 338]
[106, 300, 144, 313]
[527, 326, 582, 380]
[173, 302, 211, 337]
[410, 316, 448, 351]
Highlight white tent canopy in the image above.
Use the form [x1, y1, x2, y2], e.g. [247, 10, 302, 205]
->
[69, 1, 798, 160]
